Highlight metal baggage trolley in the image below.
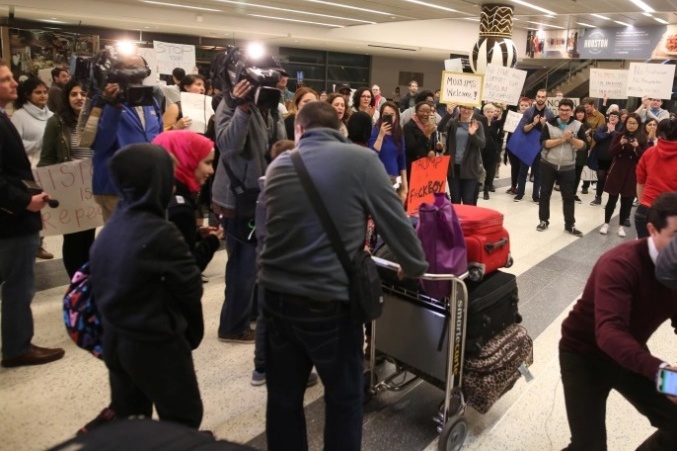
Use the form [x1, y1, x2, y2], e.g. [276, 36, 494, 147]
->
[367, 257, 469, 451]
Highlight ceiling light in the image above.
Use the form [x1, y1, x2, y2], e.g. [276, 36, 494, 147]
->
[247, 14, 343, 27]
[642, 12, 653, 17]
[591, 14, 610, 20]
[402, 0, 456, 13]
[614, 20, 633, 26]
[526, 20, 565, 29]
[509, 0, 556, 16]
[576, 22, 595, 27]
[629, 0, 655, 13]
[654, 17, 669, 24]
[213, 0, 375, 24]
[39, 19, 68, 24]
[464, 18, 480, 21]
[301, 0, 391, 16]
[141, 1, 222, 12]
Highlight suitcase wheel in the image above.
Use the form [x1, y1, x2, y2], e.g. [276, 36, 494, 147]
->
[468, 266, 484, 282]
[505, 255, 514, 268]
[438, 415, 467, 451]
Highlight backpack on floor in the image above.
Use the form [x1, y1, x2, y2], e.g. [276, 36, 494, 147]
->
[63, 263, 103, 359]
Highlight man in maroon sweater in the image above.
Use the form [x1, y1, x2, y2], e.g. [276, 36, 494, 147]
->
[560, 192, 677, 451]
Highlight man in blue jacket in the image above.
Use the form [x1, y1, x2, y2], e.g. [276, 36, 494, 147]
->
[91, 55, 163, 222]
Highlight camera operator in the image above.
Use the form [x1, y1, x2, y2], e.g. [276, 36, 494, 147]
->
[213, 66, 286, 343]
[90, 55, 163, 222]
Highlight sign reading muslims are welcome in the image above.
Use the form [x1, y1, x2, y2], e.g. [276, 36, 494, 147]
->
[439, 72, 483, 107]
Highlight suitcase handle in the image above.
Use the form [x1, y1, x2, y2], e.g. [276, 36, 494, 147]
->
[484, 237, 508, 254]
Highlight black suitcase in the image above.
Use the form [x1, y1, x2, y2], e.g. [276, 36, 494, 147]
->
[464, 270, 521, 357]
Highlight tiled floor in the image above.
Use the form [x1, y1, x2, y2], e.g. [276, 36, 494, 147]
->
[0, 177, 670, 451]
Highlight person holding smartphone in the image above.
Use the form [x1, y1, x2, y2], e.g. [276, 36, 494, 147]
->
[369, 101, 407, 203]
[559, 191, 677, 451]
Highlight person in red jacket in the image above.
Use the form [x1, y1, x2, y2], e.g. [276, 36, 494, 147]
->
[559, 192, 677, 451]
[635, 118, 677, 238]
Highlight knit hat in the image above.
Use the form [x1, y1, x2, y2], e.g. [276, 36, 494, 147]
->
[152, 131, 214, 193]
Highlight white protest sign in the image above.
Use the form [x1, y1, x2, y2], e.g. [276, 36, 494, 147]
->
[481, 64, 527, 106]
[439, 71, 484, 107]
[153, 41, 197, 76]
[503, 111, 523, 133]
[137, 47, 160, 85]
[589, 69, 628, 99]
[444, 58, 463, 72]
[32, 159, 103, 236]
[546, 97, 580, 115]
[626, 63, 676, 99]
[180, 92, 215, 133]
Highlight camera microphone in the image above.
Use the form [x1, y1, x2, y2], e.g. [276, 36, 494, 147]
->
[47, 199, 60, 208]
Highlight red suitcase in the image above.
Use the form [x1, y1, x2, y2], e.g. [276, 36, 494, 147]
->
[453, 204, 513, 281]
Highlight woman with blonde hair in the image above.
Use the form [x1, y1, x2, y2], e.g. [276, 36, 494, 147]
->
[284, 87, 318, 138]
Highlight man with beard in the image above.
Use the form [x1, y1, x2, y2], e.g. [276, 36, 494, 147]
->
[47, 67, 70, 113]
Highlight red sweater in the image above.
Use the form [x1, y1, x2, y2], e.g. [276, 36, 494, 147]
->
[636, 138, 677, 207]
[560, 239, 677, 381]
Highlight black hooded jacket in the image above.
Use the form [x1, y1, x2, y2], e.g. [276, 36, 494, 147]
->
[89, 144, 204, 348]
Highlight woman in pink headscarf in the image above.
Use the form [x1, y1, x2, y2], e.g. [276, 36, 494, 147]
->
[152, 131, 223, 270]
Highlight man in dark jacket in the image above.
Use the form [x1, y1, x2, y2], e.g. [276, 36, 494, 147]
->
[89, 144, 204, 429]
[259, 101, 428, 451]
[0, 60, 65, 368]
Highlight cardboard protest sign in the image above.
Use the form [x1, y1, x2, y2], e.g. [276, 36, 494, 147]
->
[407, 156, 450, 216]
[503, 111, 523, 134]
[589, 68, 628, 98]
[439, 72, 483, 107]
[482, 64, 527, 106]
[153, 41, 196, 76]
[180, 92, 215, 133]
[626, 62, 676, 99]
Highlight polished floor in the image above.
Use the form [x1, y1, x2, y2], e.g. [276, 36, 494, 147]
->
[1, 174, 672, 451]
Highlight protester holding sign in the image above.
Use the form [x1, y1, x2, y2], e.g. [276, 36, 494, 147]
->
[505, 97, 531, 195]
[39, 79, 96, 278]
[163, 74, 206, 132]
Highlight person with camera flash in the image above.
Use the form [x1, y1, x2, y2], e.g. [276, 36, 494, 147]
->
[90, 54, 163, 222]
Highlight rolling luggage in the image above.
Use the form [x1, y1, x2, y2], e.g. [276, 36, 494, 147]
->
[465, 270, 521, 357]
[453, 204, 513, 281]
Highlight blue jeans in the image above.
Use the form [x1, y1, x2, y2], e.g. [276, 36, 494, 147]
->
[253, 284, 266, 371]
[0, 233, 39, 359]
[264, 289, 364, 451]
[516, 155, 541, 199]
[449, 165, 478, 205]
[218, 216, 257, 337]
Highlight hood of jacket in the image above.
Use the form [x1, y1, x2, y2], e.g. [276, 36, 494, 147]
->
[109, 143, 175, 216]
[655, 138, 677, 159]
[20, 102, 53, 121]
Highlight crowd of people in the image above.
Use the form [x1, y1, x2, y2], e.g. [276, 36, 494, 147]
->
[1, 55, 677, 451]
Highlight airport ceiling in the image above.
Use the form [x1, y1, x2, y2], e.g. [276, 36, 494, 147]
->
[4, 0, 677, 60]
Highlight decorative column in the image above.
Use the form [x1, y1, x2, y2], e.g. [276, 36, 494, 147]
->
[469, 4, 518, 73]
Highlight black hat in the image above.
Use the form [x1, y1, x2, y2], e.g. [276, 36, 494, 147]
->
[336, 82, 351, 93]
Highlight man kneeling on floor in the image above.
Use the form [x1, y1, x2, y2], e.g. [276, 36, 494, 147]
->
[559, 191, 677, 451]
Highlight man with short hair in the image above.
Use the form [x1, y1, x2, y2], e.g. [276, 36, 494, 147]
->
[582, 97, 606, 132]
[514, 88, 554, 202]
[47, 67, 70, 113]
[276, 72, 294, 107]
[635, 96, 670, 123]
[399, 80, 419, 112]
[336, 83, 352, 105]
[260, 101, 428, 451]
[0, 60, 65, 368]
[536, 98, 587, 236]
[559, 191, 677, 450]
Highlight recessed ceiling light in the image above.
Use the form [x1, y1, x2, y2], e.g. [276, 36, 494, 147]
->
[402, 0, 456, 13]
[526, 20, 565, 29]
[576, 22, 595, 27]
[654, 17, 669, 24]
[213, 0, 375, 24]
[509, 0, 556, 16]
[301, 0, 391, 16]
[247, 14, 343, 27]
[591, 14, 610, 20]
[614, 20, 633, 26]
[629, 0, 654, 13]
[140, 1, 222, 12]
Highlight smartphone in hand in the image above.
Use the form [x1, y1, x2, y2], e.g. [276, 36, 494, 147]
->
[657, 367, 677, 396]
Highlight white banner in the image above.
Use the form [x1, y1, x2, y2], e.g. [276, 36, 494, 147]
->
[589, 69, 628, 99]
[546, 97, 580, 115]
[180, 92, 215, 134]
[439, 71, 484, 107]
[32, 159, 103, 236]
[444, 58, 463, 72]
[137, 47, 160, 85]
[153, 41, 197, 76]
[626, 62, 676, 99]
[481, 64, 527, 106]
[503, 111, 523, 133]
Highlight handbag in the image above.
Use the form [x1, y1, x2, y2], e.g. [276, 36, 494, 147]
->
[290, 151, 384, 324]
[63, 263, 103, 359]
[416, 193, 468, 299]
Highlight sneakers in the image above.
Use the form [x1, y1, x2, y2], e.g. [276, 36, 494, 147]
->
[506, 187, 516, 194]
[536, 220, 549, 232]
[483, 192, 490, 200]
[623, 218, 631, 227]
[218, 329, 256, 343]
[566, 226, 583, 237]
[590, 197, 602, 206]
[599, 223, 609, 235]
[618, 226, 626, 238]
[574, 195, 582, 204]
[632, 199, 639, 207]
[554, 184, 561, 192]
[581, 187, 589, 194]
[513, 194, 524, 202]
[251, 370, 319, 387]
[77, 407, 117, 435]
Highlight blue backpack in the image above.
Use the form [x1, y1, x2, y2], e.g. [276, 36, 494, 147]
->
[63, 263, 103, 359]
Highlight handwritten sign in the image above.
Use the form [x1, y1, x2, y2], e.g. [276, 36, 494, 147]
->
[589, 68, 628, 98]
[32, 159, 103, 236]
[482, 64, 527, 106]
[546, 97, 580, 115]
[153, 41, 196, 76]
[503, 111, 523, 133]
[626, 62, 676, 99]
[406, 156, 450, 216]
[439, 71, 483, 107]
[180, 92, 215, 133]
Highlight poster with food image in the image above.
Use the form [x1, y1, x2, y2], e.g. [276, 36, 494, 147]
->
[652, 25, 677, 58]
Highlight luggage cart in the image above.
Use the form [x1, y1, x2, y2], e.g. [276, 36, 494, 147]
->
[368, 257, 469, 451]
